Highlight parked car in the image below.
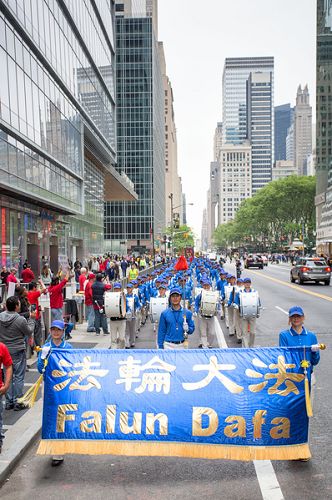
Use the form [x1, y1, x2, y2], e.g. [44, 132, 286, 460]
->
[290, 257, 331, 285]
[244, 255, 264, 269]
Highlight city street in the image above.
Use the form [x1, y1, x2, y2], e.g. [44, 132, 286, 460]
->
[0, 263, 331, 500]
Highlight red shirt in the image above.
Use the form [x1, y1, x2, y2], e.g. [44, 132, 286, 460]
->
[27, 290, 42, 319]
[99, 260, 106, 272]
[7, 273, 18, 284]
[84, 280, 93, 306]
[48, 279, 67, 309]
[21, 268, 35, 283]
[0, 343, 12, 386]
[79, 274, 87, 291]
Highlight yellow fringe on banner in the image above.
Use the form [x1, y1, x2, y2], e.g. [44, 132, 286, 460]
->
[16, 375, 43, 408]
[304, 376, 313, 418]
[37, 440, 311, 461]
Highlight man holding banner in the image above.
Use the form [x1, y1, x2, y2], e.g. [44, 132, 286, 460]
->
[157, 287, 195, 349]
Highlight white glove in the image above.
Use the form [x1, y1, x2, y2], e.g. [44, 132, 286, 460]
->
[41, 345, 51, 360]
[183, 323, 189, 333]
[126, 311, 132, 319]
[311, 344, 320, 352]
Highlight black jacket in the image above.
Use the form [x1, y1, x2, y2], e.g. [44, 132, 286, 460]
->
[92, 281, 105, 308]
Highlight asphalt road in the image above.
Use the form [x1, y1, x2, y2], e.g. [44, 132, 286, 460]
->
[1, 264, 331, 500]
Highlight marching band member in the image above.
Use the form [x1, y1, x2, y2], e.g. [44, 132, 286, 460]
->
[223, 274, 237, 337]
[194, 279, 217, 348]
[228, 278, 243, 344]
[216, 269, 228, 319]
[125, 282, 141, 348]
[178, 274, 193, 309]
[233, 277, 261, 348]
[108, 283, 127, 349]
[158, 287, 195, 349]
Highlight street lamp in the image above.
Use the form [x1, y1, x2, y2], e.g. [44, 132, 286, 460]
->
[168, 192, 194, 256]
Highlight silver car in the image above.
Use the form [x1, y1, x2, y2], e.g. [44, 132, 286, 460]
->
[290, 258, 331, 285]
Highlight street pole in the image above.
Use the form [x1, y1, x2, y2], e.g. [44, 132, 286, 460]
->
[169, 193, 174, 257]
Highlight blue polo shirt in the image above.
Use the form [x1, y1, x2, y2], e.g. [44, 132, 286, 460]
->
[279, 327, 320, 371]
[157, 306, 195, 349]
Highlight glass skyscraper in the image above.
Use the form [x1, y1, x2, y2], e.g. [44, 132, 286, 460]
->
[274, 103, 292, 161]
[316, 0, 332, 254]
[247, 71, 273, 192]
[104, 3, 164, 253]
[0, 0, 135, 273]
[222, 57, 274, 145]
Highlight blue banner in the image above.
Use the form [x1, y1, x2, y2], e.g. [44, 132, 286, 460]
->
[38, 347, 311, 460]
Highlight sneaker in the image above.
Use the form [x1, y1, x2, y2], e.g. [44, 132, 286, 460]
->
[237, 339, 242, 344]
[5, 403, 14, 410]
[198, 344, 203, 348]
[103, 332, 110, 335]
[87, 329, 96, 333]
[51, 457, 64, 466]
[96, 332, 100, 336]
[14, 403, 26, 411]
[125, 346, 130, 349]
[130, 343, 135, 348]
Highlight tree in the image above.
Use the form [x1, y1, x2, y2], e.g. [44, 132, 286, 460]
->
[165, 224, 195, 253]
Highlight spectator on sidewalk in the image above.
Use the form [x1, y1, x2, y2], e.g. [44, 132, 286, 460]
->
[92, 274, 109, 336]
[84, 273, 96, 332]
[48, 273, 69, 322]
[7, 268, 19, 287]
[0, 296, 31, 411]
[0, 341, 13, 453]
[21, 264, 35, 284]
[79, 267, 87, 292]
[27, 281, 47, 347]
[120, 257, 128, 278]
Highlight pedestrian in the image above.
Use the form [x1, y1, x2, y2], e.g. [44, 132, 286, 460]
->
[91, 274, 109, 336]
[108, 283, 128, 349]
[27, 281, 47, 347]
[48, 273, 69, 322]
[37, 320, 72, 466]
[125, 282, 141, 348]
[84, 273, 96, 332]
[120, 257, 128, 278]
[0, 341, 13, 453]
[128, 263, 139, 281]
[79, 267, 87, 291]
[40, 265, 52, 286]
[158, 287, 195, 349]
[0, 296, 32, 410]
[7, 268, 19, 287]
[91, 257, 100, 273]
[21, 264, 35, 284]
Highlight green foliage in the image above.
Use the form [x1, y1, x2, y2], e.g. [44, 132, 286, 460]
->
[213, 176, 316, 252]
[165, 224, 195, 251]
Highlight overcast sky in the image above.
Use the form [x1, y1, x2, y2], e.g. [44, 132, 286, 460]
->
[158, 0, 316, 238]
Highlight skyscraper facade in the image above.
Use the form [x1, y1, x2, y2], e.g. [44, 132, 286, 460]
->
[0, 0, 135, 272]
[316, 0, 332, 254]
[246, 71, 273, 192]
[294, 84, 312, 175]
[274, 103, 292, 161]
[105, 1, 164, 253]
[222, 57, 274, 145]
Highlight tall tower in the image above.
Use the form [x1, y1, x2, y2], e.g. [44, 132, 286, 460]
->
[247, 71, 273, 192]
[274, 104, 293, 161]
[294, 84, 312, 175]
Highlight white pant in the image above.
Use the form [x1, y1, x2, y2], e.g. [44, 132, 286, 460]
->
[109, 320, 126, 349]
[164, 340, 188, 350]
[199, 316, 215, 348]
[227, 307, 235, 336]
[241, 317, 256, 347]
[234, 309, 241, 340]
[126, 318, 136, 347]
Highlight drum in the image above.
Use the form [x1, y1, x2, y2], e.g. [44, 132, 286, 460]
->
[200, 290, 219, 317]
[239, 291, 259, 318]
[104, 292, 126, 318]
[150, 297, 168, 323]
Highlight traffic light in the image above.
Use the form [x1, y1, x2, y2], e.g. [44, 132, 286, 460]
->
[173, 212, 180, 229]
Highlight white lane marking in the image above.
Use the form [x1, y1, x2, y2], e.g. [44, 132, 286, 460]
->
[24, 382, 34, 387]
[26, 368, 38, 372]
[253, 461, 285, 500]
[214, 316, 228, 348]
[215, 316, 285, 500]
[275, 306, 288, 315]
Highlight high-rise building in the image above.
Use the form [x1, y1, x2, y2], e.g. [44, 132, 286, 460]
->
[294, 85, 312, 175]
[0, 0, 136, 272]
[246, 71, 273, 192]
[105, 0, 165, 253]
[201, 209, 208, 252]
[222, 57, 274, 145]
[272, 161, 297, 181]
[274, 104, 292, 161]
[316, 0, 332, 254]
[219, 142, 252, 223]
[158, 42, 182, 230]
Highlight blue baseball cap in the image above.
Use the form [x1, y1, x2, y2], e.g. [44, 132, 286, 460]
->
[158, 283, 167, 289]
[50, 320, 65, 330]
[243, 278, 251, 283]
[289, 306, 304, 317]
[169, 286, 182, 296]
[237, 278, 243, 283]
[113, 282, 122, 289]
[126, 282, 134, 288]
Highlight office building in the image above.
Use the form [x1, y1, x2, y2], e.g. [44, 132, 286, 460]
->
[0, 0, 136, 273]
[222, 57, 274, 145]
[272, 160, 297, 181]
[219, 142, 252, 223]
[246, 71, 273, 192]
[316, 0, 332, 254]
[293, 84, 312, 175]
[274, 104, 292, 161]
[105, 0, 164, 253]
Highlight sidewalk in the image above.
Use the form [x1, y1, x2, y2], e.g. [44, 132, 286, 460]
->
[0, 321, 112, 485]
